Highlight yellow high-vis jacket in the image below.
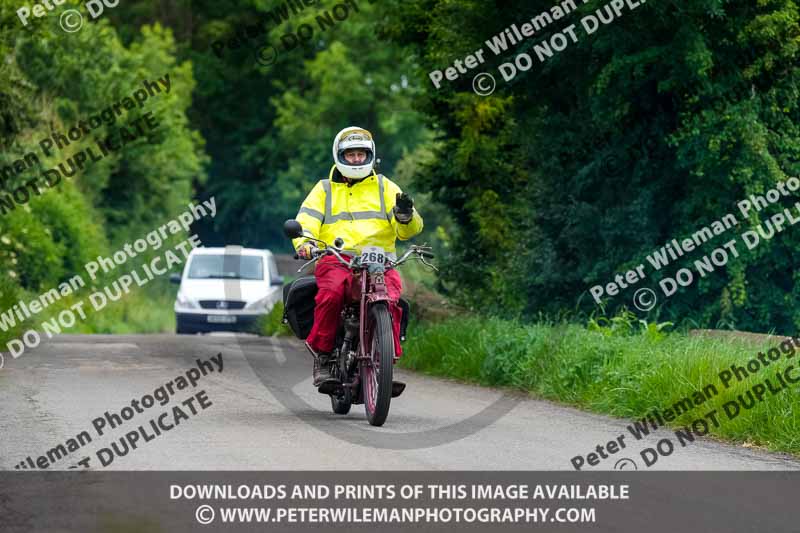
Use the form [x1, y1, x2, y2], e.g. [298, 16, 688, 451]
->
[292, 165, 423, 257]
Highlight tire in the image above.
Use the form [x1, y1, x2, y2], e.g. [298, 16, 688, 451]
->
[331, 346, 353, 415]
[361, 302, 394, 426]
[330, 386, 352, 415]
[176, 317, 191, 335]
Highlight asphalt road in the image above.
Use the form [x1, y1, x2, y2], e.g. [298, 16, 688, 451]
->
[1, 333, 799, 471]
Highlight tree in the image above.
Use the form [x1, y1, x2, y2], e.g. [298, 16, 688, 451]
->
[388, 0, 800, 332]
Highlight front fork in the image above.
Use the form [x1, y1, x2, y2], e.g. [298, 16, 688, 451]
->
[339, 267, 387, 380]
[359, 268, 397, 363]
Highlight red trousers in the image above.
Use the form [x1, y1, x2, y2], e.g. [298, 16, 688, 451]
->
[306, 254, 404, 357]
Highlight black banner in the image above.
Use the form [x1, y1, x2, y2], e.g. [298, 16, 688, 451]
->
[0, 472, 796, 532]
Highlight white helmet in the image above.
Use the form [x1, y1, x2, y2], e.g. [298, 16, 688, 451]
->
[332, 126, 375, 180]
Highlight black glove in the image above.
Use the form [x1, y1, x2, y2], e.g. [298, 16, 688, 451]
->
[396, 192, 414, 213]
[395, 192, 414, 223]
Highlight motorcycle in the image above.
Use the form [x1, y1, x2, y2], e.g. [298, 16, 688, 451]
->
[282, 219, 436, 426]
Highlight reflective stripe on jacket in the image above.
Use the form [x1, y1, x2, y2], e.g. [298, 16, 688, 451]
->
[292, 165, 423, 255]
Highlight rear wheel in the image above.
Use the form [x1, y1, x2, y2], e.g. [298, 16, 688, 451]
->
[330, 386, 352, 415]
[361, 303, 394, 426]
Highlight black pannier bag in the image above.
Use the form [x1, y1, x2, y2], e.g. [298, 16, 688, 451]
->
[282, 276, 318, 339]
[282, 276, 411, 341]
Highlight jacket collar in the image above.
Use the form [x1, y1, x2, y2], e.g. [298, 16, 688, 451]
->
[329, 165, 377, 186]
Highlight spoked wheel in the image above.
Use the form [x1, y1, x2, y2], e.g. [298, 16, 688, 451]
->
[361, 302, 394, 426]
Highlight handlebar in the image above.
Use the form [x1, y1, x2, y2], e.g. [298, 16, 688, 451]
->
[295, 243, 351, 272]
[387, 245, 436, 270]
[295, 245, 330, 259]
[295, 241, 436, 273]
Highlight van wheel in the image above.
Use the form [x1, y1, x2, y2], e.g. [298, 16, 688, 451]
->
[176, 318, 191, 335]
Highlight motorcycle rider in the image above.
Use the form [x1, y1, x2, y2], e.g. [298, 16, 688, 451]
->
[292, 127, 423, 387]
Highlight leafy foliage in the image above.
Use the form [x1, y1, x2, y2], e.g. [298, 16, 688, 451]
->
[387, 0, 800, 332]
[2, 0, 799, 339]
[0, 0, 204, 341]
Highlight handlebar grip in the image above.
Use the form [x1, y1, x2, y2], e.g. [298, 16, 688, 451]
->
[294, 253, 299, 260]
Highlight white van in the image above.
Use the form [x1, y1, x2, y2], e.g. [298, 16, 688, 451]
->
[171, 246, 283, 334]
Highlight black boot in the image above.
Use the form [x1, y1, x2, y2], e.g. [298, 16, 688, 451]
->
[313, 355, 336, 387]
[306, 342, 338, 387]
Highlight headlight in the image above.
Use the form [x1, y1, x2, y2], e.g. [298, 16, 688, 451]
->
[245, 296, 272, 310]
[176, 292, 199, 309]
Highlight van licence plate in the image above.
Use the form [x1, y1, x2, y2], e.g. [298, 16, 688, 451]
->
[208, 315, 236, 324]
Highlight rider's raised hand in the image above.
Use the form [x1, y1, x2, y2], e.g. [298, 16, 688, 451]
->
[395, 192, 414, 223]
[396, 192, 414, 212]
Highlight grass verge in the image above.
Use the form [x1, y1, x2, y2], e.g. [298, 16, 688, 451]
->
[399, 315, 800, 456]
[257, 301, 293, 337]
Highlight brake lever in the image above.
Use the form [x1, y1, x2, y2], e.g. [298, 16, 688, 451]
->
[419, 256, 438, 272]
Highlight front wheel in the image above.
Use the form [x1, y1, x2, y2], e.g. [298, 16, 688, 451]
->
[361, 302, 394, 426]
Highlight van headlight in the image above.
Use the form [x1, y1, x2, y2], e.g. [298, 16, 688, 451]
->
[177, 292, 199, 309]
[245, 296, 272, 311]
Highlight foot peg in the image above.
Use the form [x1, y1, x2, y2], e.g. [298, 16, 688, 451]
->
[391, 381, 406, 398]
[319, 382, 403, 396]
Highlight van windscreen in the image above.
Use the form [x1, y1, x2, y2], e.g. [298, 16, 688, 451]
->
[187, 255, 264, 280]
